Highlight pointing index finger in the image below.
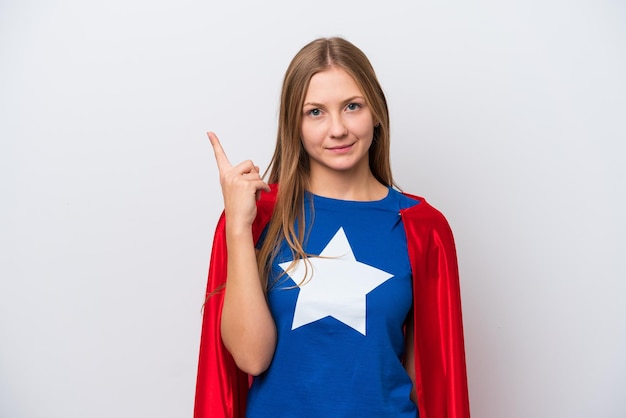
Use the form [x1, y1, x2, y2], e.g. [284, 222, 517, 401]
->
[207, 131, 232, 171]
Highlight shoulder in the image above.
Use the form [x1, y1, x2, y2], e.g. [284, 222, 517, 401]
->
[400, 192, 453, 232]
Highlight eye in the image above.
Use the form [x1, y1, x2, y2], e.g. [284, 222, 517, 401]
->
[346, 103, 362, 111]
[306, 108, 322, 117]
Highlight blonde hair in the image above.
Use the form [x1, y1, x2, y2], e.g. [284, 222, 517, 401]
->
[257, 37, 395, 289]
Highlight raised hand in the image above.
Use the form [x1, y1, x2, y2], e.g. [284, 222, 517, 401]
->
[208, 132, 271, 229]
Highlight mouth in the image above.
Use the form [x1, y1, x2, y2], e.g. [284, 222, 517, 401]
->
[326, 142, 356, 153]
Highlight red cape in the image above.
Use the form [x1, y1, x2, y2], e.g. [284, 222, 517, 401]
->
[194, 184, 470, 417]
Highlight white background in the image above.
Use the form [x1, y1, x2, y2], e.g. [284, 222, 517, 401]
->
[1, 1, 625, 417]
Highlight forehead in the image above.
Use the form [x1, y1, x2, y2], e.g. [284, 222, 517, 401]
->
[304, 67, 364, 102]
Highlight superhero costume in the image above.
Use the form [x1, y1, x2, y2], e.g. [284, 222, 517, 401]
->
[194, 184, 471, 418]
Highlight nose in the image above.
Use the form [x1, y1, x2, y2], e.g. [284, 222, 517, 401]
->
[328, 115, 348, 139]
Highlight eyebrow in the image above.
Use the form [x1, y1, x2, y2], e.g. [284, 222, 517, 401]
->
[303, 96, 366, 107]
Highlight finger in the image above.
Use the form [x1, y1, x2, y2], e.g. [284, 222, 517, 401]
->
[234, 160, 257, 176]
[241, 166, 268, 186]
[258, 179, 271, 193]
[243, 176, 271, 192]
[207, 132, 232, 172]
[255, 182, 272, 200]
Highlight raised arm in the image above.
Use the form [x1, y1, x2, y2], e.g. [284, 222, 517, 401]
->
[208, 132, 276, 375]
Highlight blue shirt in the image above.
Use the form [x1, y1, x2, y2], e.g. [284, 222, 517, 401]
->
[247, 188, 420, 417]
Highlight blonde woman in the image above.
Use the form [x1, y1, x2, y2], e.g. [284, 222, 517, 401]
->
[195, 37, 470, 418]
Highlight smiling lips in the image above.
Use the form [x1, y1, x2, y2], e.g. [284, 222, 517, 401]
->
[326, 142, 355, 153]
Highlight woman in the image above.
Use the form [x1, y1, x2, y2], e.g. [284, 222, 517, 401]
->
[195, 37, 470, 417]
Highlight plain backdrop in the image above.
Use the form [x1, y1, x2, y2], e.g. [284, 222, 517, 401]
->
[1, 1, 625, 417]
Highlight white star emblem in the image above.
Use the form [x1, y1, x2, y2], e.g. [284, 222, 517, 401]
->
[278, 227, 393, 335]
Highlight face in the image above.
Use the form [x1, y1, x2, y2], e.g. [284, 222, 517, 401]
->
[300, 67, 376, 180]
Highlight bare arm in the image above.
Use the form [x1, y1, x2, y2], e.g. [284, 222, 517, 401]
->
[209, 132, 276, 375]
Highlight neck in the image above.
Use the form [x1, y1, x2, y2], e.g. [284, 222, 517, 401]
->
[307, 167, 388, 201]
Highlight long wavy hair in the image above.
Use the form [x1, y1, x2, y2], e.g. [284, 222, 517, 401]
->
[257, 37, 395, 290]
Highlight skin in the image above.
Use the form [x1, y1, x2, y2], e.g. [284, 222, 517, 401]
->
[209, 131, 275, 375]
[210, 67, 417, 399]
[301, 66, 387, 201]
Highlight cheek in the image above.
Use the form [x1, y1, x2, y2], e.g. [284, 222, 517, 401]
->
[301, 123, 324, 146]
[350, 118, 375, 140]
[347, 111, 375, 135]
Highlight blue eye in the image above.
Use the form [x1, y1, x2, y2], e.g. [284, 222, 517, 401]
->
[307, 108, 322, 117]
[346, 103, 361, 111]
